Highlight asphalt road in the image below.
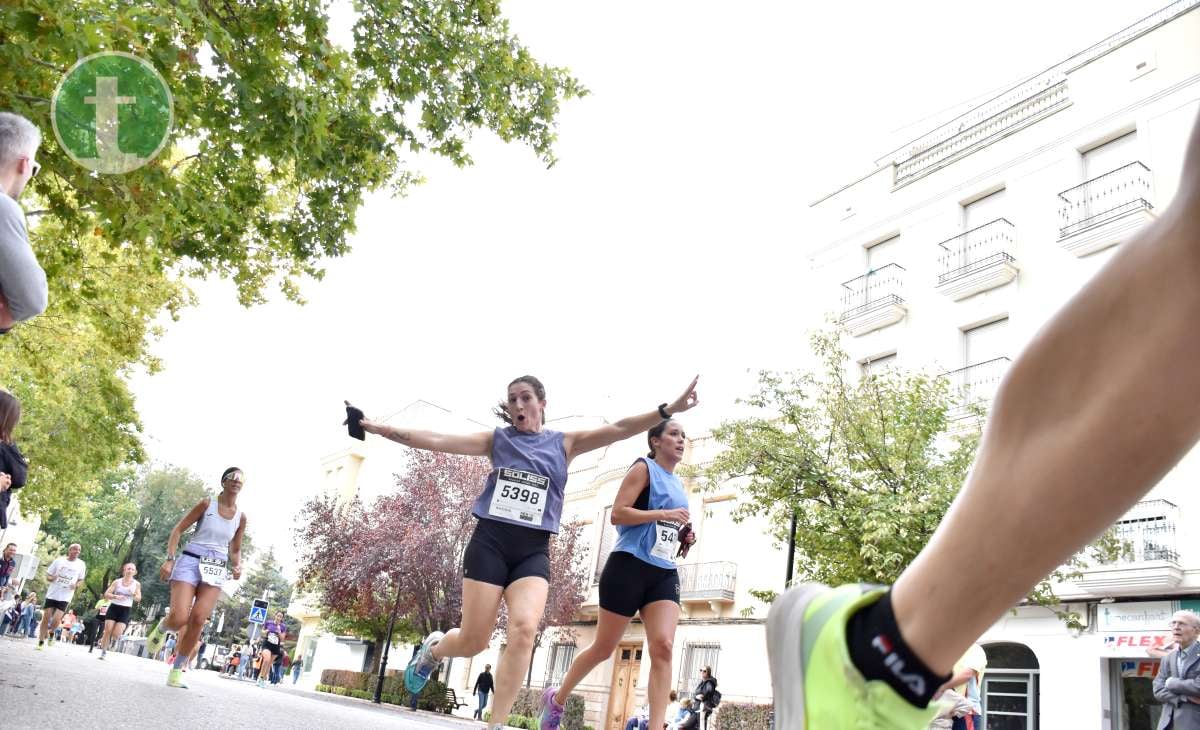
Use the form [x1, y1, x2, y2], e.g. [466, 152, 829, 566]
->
[0, 634, 479, 729]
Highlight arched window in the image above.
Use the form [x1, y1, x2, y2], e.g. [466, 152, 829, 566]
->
[983, 642, 1039, 730]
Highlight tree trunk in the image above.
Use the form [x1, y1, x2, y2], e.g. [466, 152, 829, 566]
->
[368, 636, 384, 675]
[525, 635, 541, 688]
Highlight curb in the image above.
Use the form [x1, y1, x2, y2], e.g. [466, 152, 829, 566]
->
[278, 684, 484, 728]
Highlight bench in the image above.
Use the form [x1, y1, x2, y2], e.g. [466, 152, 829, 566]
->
[444, 688, 469, 712]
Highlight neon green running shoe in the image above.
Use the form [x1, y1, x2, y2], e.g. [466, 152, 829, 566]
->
[166, 668, 189, 689]
[767, 584, 940, 729]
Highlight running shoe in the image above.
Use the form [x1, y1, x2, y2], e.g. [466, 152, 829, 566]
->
[403, 630, 444, 694]
[766, 583, 940, 729]
[166, 668, 189, 689]
[46, 637, 54, 648]
[257, 677, 266, 688]
[537, 686, 565, 730]
[35, 643, 44, 651]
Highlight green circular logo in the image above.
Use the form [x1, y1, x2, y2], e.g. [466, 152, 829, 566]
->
[51, 52, 174, 174]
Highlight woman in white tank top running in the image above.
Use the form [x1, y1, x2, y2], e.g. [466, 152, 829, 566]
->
[145, 466, 247, 689]
[97, 562, 141, 659]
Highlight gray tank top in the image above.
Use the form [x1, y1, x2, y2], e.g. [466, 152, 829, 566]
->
[471, 427, 568, 532]
[186, 497, 242, 557]
[111, 578, 138, 607]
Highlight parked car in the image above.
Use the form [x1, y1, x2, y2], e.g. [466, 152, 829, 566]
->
[197, 643, 231, 671]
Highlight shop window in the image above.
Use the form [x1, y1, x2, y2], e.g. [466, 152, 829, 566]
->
[677, 642, 720, 696]
[544, 642, 576, 687]
[982, 642, 1039, 730]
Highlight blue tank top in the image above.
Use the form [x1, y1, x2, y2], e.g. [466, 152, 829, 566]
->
[613, 457, 689, 570]
[471, 427, 568, 533]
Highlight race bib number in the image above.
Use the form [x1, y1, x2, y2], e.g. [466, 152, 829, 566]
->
[488, 468, 549, 526]
[98, 604, 108, 616]
[651, 521, 680, 563]
[267, 631, 280, 644]
[55, 573, 75, 587]
[199, 556, 227, 587]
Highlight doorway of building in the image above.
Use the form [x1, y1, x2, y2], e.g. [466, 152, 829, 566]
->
[608, 644, 644, 730]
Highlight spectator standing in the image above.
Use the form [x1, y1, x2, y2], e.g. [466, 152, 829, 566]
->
[472, 663, 494, 720]
[18, 593, 36, 637]
[692, 666, 719, 730]
[291, 653, 303, 684]
[0, 392, 28, 530]
[1154, 610, 1200, 729]
[0, 112, 49, 329]
[0, 542, 15, 592]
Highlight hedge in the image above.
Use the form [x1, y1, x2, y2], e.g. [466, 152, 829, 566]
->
[316, 669, 451, 712]
[712, 702, 773, 729]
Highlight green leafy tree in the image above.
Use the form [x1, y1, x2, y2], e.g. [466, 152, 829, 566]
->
[35, 465, 214, 618]
[0, 0, 586, 512]
[705, 329, 1120, 619]
[38, 467, 140, 610]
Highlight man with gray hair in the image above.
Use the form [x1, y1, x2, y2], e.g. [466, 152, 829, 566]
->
[0, 111, 48, 328]
[1153, 609, 1200, 729]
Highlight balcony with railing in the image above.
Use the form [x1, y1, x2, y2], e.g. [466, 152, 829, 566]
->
[935, 219, 1019, 300]
[940, 357, 1011, 424]
[679, 561, 737, 611]
[839, 264, 907, 337]
[1076, 499, 1183, 594]
[1058, 162, 1155, 256]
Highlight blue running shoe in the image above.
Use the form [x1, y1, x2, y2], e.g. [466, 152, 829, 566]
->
[404, 630, 444, 694]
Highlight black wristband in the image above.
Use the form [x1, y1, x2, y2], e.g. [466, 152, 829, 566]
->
[658, 403, 671, 420]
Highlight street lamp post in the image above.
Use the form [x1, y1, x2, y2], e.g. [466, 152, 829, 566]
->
[373, 583, 405, 704]
[784, 509, 798, 588]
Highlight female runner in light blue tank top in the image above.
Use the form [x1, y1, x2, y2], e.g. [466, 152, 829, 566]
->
[354, 375, 700, 730]
[538, 419, 696, 730]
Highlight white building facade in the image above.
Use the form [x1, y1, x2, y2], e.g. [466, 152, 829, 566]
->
[808, 2, 1200, 728]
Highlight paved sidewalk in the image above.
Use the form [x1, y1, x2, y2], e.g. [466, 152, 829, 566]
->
[0, 635, 483, 729]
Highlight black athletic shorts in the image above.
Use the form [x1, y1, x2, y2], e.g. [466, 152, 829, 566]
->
[598, 550, 680, 617]
[105, 604, 131, 624]
[43, 598, 68, 612]
[463, 518, 551, 588]
[262, 642, 282, 657]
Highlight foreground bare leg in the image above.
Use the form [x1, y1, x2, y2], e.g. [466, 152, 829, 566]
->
[488, 577, 549, 724]
[893, 111, 1200, 672]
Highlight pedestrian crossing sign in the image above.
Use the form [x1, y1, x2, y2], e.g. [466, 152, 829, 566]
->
[249, 605, 268, 624]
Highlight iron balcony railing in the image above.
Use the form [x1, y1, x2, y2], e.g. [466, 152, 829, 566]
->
[936, 218, 1017, 285]
[1058, 161, 1153, 239]
[941, 357, 1011, 420]
[839, 264, 905, 322]
[1104, 499, 1180, 565]
[678, 561, 737, 602]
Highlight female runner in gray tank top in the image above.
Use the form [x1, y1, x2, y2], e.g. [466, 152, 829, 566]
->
[97, 562, 141, 659]
[352, 375, 699, 730]
[145, 467, 247, 689]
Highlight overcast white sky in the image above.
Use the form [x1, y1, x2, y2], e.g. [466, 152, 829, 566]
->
[125, 0, 1170, 577]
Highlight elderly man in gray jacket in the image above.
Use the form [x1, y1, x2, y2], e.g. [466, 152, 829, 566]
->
[0, 112, 48, 330]
[1154, 610, 1200, 730]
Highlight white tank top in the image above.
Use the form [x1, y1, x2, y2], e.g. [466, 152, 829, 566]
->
[111, 578, 138, 607]
[186, 497, 242, 556]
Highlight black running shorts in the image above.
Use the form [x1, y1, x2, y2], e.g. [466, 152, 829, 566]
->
[263, 642, 282, 657]
[463, 518, 551, 588]
[43, 598, 68, 612]
[105, 604, 131, 624]
[598, 550, 680, 617]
